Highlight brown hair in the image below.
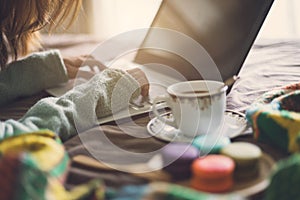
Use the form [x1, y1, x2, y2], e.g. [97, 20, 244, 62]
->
[0, 0, 82, 70]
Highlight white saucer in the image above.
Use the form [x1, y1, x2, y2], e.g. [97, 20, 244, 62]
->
[147, 111, 249, 142]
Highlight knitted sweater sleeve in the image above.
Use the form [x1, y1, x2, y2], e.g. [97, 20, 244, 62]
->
[0, 68, 140, 141]
[0, 50, 68, 106]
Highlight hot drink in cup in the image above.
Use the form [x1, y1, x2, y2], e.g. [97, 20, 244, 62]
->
[152, 80, 227, 138]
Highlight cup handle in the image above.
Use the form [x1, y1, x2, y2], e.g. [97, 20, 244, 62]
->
[152, 95, 177, 128]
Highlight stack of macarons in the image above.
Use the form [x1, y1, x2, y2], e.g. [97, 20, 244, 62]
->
[190, 141, 263, 193]
[160, 135, 263, 193]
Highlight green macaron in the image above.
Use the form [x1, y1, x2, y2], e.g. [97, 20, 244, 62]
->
[220, 142, 262, 179]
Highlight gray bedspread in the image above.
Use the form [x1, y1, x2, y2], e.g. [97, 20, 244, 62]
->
[0, 35, 299, 199]
[227, 39, 300, 113]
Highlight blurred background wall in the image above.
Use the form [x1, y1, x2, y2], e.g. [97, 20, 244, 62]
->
[258, 0, 300, 39]
[56, 0, 300, 40]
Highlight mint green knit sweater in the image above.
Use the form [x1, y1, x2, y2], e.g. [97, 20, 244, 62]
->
[0, 50, 140, 141]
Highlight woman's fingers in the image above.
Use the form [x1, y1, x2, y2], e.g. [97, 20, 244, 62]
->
[63, 55, 107, 79]
[82, 55, 107, 72]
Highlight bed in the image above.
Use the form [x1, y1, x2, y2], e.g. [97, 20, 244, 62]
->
[0, 34, 299, 199]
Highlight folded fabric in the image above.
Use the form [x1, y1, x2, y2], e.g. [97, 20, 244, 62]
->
[0, 130, 104, 200]
[265, 153, 300, 200]
[246, 82, 300, 153]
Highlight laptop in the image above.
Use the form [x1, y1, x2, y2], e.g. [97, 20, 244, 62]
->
[47, 0, 274, 124]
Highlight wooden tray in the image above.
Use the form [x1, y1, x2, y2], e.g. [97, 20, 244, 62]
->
[73, 152, 275, 198]
[229, 153, 275, 197]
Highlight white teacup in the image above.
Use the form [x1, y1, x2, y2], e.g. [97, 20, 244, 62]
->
[152, 80, 227, 138]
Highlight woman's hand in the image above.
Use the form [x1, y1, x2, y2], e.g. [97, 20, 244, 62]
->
[126, 68, 149, 97]
[63, 55, 106, 79]
[63, 56, 149, 97]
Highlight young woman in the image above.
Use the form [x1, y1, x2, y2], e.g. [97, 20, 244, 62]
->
[0, 0, 149, 141]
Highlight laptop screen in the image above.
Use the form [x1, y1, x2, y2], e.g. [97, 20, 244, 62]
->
[134, 0, 274, 81]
